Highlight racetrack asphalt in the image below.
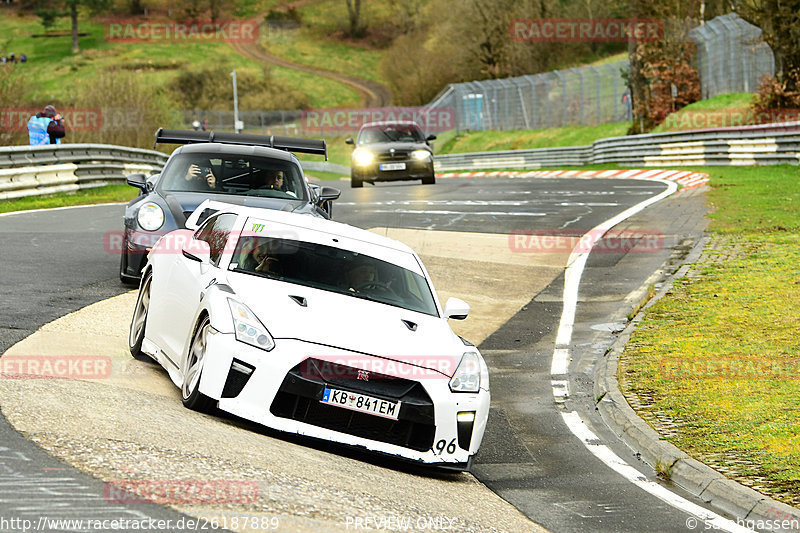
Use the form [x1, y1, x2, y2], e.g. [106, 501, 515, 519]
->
[0, 177, 761, 532]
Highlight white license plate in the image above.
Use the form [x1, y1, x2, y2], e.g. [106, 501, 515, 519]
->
[379, 162, 406, 171]
[321, 387, 401, 420]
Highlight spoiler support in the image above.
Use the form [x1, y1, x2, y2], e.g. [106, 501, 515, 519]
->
[154, 128, 328, 160]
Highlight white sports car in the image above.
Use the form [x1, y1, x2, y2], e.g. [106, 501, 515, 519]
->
[129, 200, 490, 470]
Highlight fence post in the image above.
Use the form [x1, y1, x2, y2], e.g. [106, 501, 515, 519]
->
[589, 65, 601, 125]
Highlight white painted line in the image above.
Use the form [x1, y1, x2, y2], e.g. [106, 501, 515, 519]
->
[365, 209, 548, 217]
[544, 177, 754, 533]
[551, 348, 570, 375]
[0, 202, 126, 219]
[561, 412, 753, 533]
[552, 380, 570, 402]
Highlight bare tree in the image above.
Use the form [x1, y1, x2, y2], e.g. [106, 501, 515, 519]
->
[345, 0, 365, 37]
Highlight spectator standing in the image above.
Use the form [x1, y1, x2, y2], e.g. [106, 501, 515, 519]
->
[27, 105, 66, 145]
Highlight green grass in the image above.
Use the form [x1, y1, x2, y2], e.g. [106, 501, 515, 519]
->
[0, 12, 360, 109]
[262, 24, 386, 85]
[618, 164, 800, 505]
[438, 122, 631, 153]
[0, 184, 137, 214]
[305, 170, 348, 181]
[652, 93, 755, 133]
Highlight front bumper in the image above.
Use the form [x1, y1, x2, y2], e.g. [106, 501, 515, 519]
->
[351, 158, 434, 182]
[200, 334, 490, 467]
[120, 229, 166, 280]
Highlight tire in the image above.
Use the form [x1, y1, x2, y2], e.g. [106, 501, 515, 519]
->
[128, 271, 151, 359]
[182, 316, 215, 412]
[351, 177, 363, 188]
[422, 173, 435, 185]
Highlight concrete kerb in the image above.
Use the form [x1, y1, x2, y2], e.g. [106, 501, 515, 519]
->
[593, 233, 800, 530]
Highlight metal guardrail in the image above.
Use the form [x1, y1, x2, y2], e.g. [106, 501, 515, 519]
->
[0, 144, 349, 200]
[0, 144, 168, 201]
[4, 121, 798, 198]
[435, 121, 800, 171]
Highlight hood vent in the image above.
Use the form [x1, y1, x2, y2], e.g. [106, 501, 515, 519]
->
[289, 295, 307, 307]
[401, 319, 417, 331]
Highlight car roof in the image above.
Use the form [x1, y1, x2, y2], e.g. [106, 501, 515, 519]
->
[173, 142, 297, 162]
[194, 200, 417, 257]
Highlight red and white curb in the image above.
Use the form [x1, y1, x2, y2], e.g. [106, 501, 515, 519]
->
[435, 169, 710, 191]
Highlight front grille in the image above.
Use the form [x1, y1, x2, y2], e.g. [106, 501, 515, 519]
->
[376, 151, 410, 162]
[270, 358, 436, 452]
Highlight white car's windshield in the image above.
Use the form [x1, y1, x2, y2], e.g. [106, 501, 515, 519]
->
[160, 153, 307, 201]
[230, 234, 438, 316]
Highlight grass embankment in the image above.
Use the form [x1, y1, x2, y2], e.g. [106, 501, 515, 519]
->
[0, 11, 359, 109]
[618, 165, 800, 505]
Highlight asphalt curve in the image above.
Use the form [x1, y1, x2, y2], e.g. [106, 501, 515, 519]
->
[0, 177, 726, 532]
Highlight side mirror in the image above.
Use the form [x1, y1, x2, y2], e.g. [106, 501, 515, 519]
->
[345, 137, 355, 145]
[318, 186, 341, 202]
[126, 173, 147, 191]
[443, 297, 470, 320]
[426, 134, 437, 141]
[182, 239, 211, 264]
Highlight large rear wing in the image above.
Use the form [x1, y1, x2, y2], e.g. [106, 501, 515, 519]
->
[154, 128, 327, 160]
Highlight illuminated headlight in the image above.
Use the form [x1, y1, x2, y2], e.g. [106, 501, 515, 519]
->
[136, 202, 165, 231]
[352, 148, 375, 167]
[449, 352, 481, 393]
[411, 150, 431, 161]
[228, 299, 275, 351]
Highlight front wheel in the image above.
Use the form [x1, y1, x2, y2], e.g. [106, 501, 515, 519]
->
[182, 316, 215, 412]
[128, 271, 151, 359]
[351, 176, 363, 188]
[422, 173, 435, 185]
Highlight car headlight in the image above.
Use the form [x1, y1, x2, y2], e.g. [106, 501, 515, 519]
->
[411, 149, 431, 161]
[352, 148, 375, 167]
[136, 202, 165, 231]
[228, 298, 275, 351]
[449, 352, 481, 393]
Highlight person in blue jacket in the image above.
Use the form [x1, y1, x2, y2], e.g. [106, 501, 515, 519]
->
[27, 105, 66, 145]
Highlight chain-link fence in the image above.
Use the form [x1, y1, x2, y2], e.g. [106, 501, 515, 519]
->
[180, 15, 775, 135]
[424, 60, 631, 132]
[689, 13, 774, 99]
[181, 110, 306, 136]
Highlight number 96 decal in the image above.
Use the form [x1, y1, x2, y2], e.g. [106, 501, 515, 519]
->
[434, 438, 457, 455]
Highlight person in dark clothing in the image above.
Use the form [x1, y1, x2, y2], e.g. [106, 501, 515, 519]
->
[27, 105, 66, 145]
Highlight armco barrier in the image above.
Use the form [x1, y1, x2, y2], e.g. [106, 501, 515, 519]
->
[0, 144, 348, 200]
[4, 121, 799, 198]
[435, 121, 800, 171]
[0, 144, 169, 201]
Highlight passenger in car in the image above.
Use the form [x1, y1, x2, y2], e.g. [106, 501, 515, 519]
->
[184, 159, 218, 190]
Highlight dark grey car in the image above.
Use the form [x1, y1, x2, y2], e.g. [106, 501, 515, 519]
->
[120, 129, 340, 284]
[346, 121, 436, 188]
